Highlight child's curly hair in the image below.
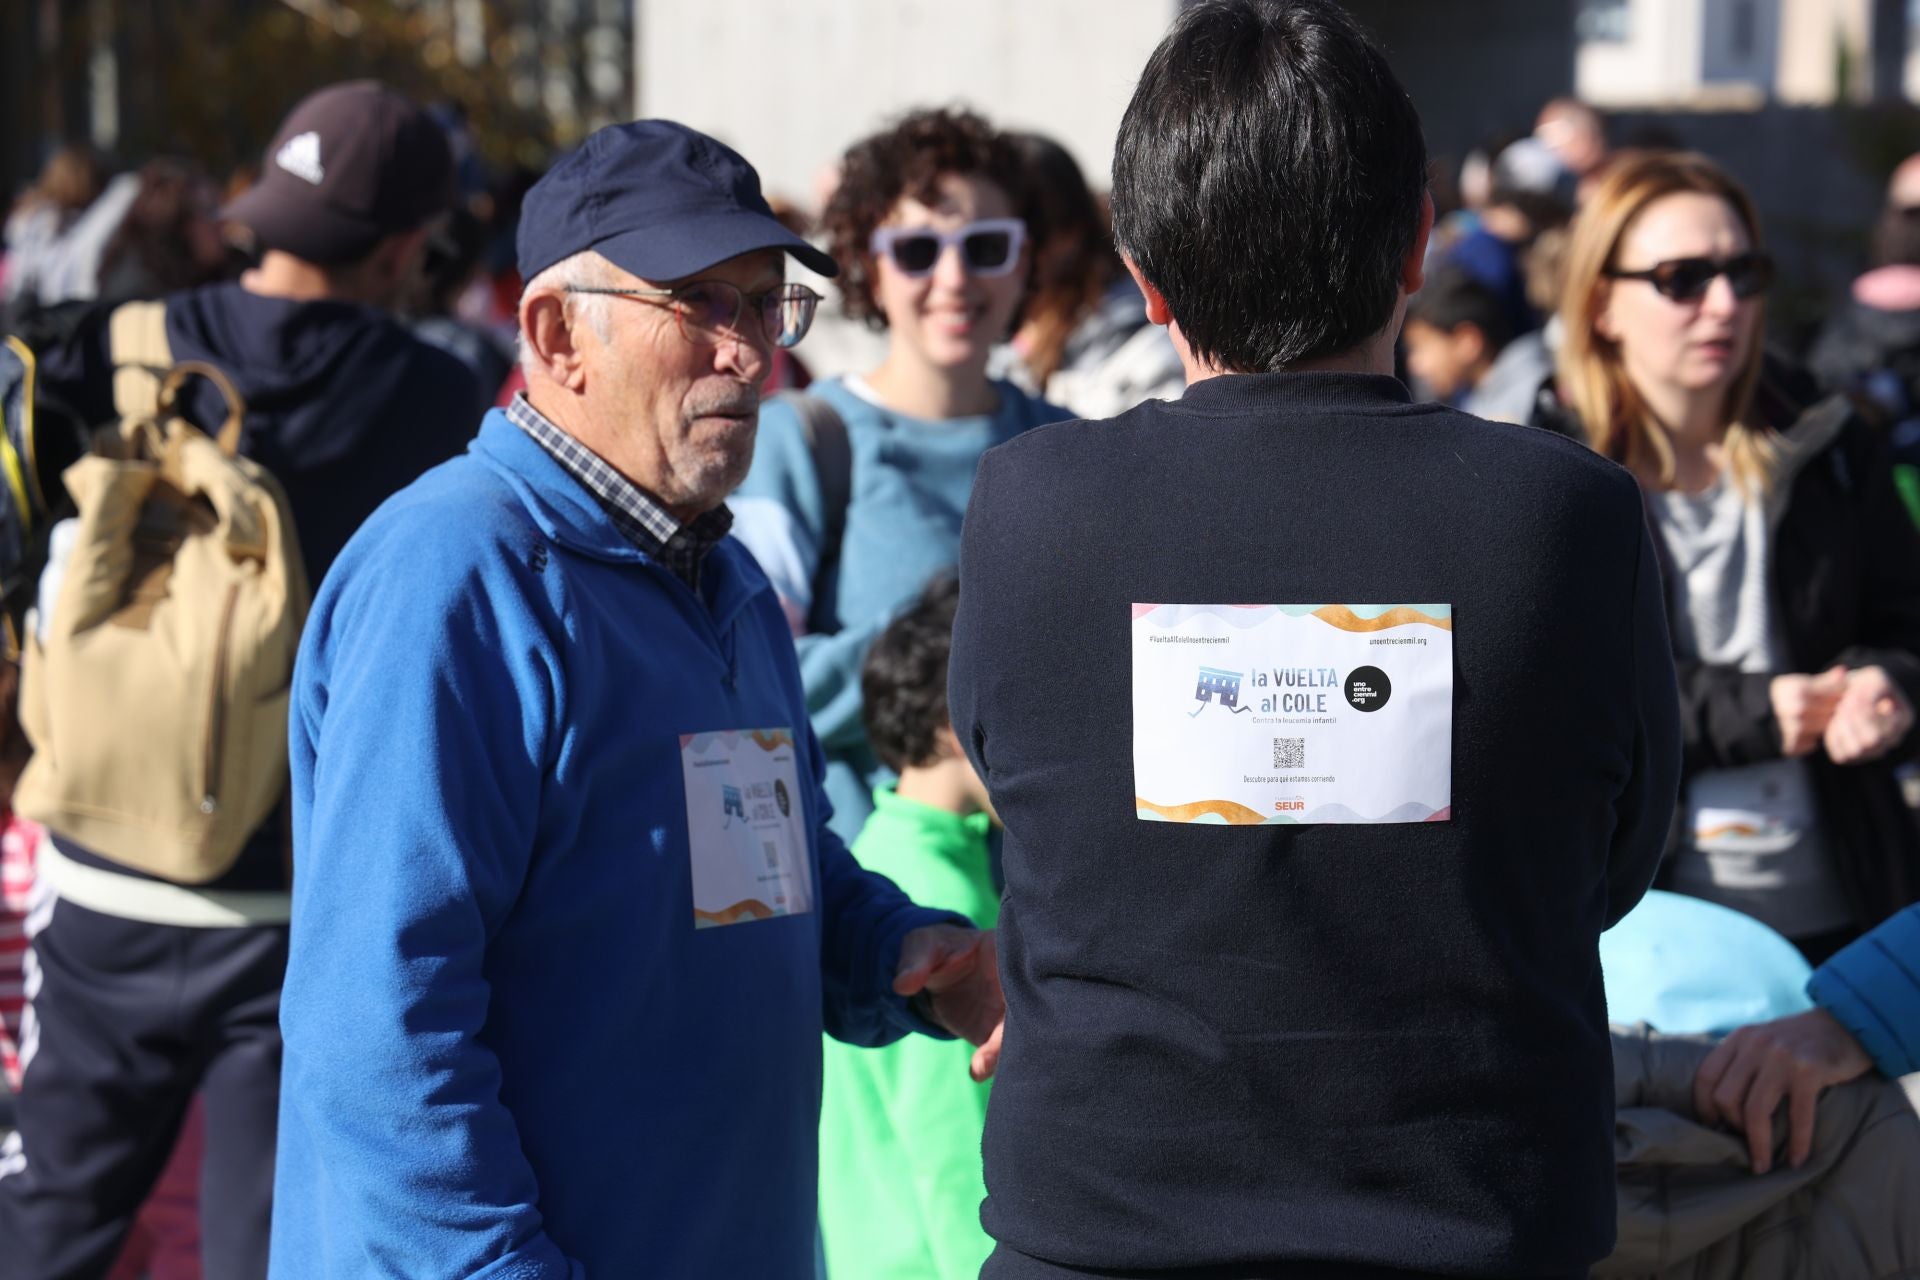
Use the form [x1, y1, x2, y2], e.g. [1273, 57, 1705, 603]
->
[822, 107, 1037, 329]
[861, 574, 961, 773]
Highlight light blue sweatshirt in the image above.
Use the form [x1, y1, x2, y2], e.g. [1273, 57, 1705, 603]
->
[731, 376, 1069, 840]
[269, 412, 964, 1279]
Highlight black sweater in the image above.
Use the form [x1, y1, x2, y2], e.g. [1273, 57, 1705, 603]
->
[950, 373, 1681, 1279]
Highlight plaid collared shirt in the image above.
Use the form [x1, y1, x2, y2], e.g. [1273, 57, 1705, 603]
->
[507, 394, 733, 593]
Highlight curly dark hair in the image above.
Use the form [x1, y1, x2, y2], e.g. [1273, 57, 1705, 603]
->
[822, 107, 1035, 329]
[861, 574, 961, 773]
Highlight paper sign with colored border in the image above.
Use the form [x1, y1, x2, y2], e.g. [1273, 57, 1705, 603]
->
[681, 728, 814, 926]
[1132, 604, 1452, 824]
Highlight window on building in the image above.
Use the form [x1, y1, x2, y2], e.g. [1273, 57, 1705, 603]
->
[1731, 0, 1757, 59]
[1577, 0, 1632, 43]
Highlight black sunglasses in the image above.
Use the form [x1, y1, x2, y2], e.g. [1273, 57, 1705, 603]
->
[1604, 252, 1775, 303]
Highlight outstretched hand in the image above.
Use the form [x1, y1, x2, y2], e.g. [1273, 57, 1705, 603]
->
[1692, 1007, 1874, 1174]
[894, 925, 1004, 1081]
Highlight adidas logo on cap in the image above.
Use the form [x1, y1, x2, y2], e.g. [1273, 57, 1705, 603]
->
[275, 131, 326, 186]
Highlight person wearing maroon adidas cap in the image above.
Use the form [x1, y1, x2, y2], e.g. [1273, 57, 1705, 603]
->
[0, 81, 480, 1280]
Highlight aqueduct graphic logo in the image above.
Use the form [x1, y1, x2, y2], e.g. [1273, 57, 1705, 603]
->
[1191, 666, 1252, 717]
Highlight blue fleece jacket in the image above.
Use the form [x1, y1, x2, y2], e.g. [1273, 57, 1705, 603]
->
[1810, 902, 1920, 1078]
[730, 377, 1067, 841]
[270, 411, 963, 1279]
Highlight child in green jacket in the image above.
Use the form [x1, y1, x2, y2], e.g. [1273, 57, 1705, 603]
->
[819, 576, 998, 1278]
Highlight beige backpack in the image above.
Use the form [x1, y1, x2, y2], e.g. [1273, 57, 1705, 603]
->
[14, 302, 310, 883]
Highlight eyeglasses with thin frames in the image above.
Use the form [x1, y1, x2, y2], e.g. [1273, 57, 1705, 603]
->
[564, 280, 823, 349]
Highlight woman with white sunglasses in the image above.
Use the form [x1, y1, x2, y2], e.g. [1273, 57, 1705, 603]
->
[1556, 149, 1920, 966]
[732, 107, 1069, 844]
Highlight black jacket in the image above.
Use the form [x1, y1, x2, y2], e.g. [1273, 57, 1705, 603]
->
[1656, 395, 1920, 929]
[1809, 296, 1920, 408]
[36, 281, 484, 589]
[950, 373, 1680, 1278]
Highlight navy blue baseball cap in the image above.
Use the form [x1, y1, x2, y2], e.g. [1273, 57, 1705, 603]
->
[517, 120, 837, 283]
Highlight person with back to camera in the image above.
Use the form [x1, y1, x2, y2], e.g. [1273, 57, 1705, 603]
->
[947, 2, 1682, 1276]
[1555, 150, 1920, 967]
[0, 81, 478, 1280]
[730, 108, 1069, 844]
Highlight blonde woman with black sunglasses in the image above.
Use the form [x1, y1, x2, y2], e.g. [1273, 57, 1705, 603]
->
[1558, 149, 1920, 963]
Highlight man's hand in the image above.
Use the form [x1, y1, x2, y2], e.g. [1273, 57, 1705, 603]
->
[1691, 1008, 1874, 1174]
[1771, 666, 1848, 758]
[894, 925, 1004, 1081]
[1823, 665, 1915, 765]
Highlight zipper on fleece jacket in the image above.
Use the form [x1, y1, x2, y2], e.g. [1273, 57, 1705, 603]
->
[639, 557, 741, 691]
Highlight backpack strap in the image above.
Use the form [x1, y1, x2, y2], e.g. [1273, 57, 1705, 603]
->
[769, 390, 852, 606]
[108, 301, 172, 421]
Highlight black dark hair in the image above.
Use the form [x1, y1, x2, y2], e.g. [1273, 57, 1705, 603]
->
[861, 574, 961, 774]
[1111, 0, 1429, 372]
[1405, 263, 1515, 353]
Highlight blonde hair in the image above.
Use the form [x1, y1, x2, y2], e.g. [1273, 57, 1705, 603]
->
[1557, 150, 1776, 493]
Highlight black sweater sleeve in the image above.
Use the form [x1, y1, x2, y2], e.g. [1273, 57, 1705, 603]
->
[1671, 659, 1781, 776]
[1609, 516, 1683, 927]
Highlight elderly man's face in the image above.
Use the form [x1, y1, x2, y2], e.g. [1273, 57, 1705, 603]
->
[582, 248, 781, 518]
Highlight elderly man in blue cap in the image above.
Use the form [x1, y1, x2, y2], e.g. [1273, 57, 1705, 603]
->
[267, 120, 1005, 1279]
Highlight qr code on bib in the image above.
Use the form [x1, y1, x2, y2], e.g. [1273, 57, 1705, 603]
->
[1272, 738, 1305, 769]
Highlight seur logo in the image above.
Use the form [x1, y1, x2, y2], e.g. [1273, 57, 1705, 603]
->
[275, 131, 326, 185]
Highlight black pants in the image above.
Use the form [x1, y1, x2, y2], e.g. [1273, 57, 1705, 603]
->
[0, 898, 286, 1279]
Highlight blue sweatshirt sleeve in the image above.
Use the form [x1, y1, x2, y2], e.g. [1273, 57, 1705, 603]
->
[798, 697, 970, 1047]
[278, 526, 581, 1279]
[1809, 903, 1920, 1078]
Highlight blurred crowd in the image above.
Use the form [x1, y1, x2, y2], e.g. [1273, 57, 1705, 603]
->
[0, 14, 1916, 1277]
